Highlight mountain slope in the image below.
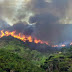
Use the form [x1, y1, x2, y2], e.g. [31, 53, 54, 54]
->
[0, 36, 46, 72]
[0, 49, 45, 72]
[41, 46, 72, 72]
[0, 36, 72, 72]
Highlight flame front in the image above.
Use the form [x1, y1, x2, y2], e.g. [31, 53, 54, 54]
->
[0, 30, 48, 45]
[0, 30, 72, 48]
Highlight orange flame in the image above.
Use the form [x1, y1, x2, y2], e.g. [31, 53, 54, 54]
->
[0, 30, 71, 48]
[52, 44, 66, 47]
[70, 42, 72, 45]
[0, 30, 49, 45]
[52, 45, 58, 47]
[61, 44, 66, 47]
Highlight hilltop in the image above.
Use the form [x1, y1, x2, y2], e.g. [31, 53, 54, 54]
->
[0, 36, 72, 72]
[0, 36, 59, 53]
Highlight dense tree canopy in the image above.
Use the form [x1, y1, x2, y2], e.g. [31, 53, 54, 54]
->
[0, 36, 72, 72]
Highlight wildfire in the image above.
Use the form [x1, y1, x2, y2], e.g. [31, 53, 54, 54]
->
[61, 44, 66, 47]
[52, 45, 58, 47]
[0, 30, 49, 45]
[52, 44, 66, 47]
[0, 30, 72, 48]
[70, 42, 72, 45]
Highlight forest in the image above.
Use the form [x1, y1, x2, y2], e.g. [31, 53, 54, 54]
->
[0, 36, 72, 72]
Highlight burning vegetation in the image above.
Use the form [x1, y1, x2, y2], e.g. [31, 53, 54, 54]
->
[0, 30, 72, 48]
[0, 30, 49, 45]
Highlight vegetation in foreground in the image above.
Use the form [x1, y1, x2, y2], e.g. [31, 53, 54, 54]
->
[41, 47, 72, 72]
[0, 36, 72, 72]
[0, 49, 45, 72]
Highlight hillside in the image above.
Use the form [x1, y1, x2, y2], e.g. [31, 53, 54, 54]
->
[41, 47, 72, 72]
[0, 36, 72, 72]
[0, 49, 45, 72]
[0, 36, 59, 53]
[0, 36, 46, 72]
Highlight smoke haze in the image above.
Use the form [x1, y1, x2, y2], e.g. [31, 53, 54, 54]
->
[0, 0, 72, 44]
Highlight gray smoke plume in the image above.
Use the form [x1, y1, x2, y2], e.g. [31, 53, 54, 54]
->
[29, 13, 59, 24]
[29, 0, 72, 44]
[0, 0, 72, 44]
[5, 21, 34, 36]
[13, 22, 34, 35]
[0, 0, 69, 25]
[0, 19, 10, 30]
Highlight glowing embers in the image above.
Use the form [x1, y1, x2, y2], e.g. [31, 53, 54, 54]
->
[0, 30, 48, 45]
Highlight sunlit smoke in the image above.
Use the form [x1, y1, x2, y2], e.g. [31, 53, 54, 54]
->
[0, 0, 72, 25]
[0, 0, 34, 26]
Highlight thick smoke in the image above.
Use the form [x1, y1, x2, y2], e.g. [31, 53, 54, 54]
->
[0, 0, 72, 44]
[13, 22, 34, 35]
[0, 0, 34, 25]
[34, 24, 72, 44]
[52, 0, 68, 16]
[0, 19, 10, 30]
[29, 13, 59, 24]
[5, 22, 34, 35]
[0, 0, 69, 25]
[28, 0, 72, 44]
[30, 0, 68, 18]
